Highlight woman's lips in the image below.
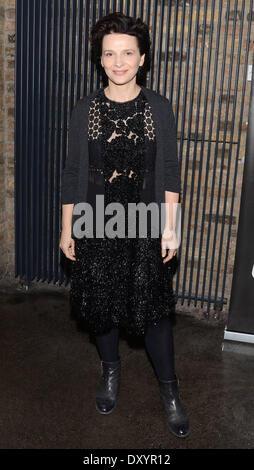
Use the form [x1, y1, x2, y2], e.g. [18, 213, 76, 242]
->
[113, 70, 127, 75]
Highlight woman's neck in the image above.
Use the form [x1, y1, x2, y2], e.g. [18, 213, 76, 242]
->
[104, 84, 141, 103]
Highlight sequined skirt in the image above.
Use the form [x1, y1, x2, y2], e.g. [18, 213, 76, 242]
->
[69, 235, 177, 337]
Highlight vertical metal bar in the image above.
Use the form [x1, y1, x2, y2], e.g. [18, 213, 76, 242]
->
[173, 0, 186, 123]
[155, 0, 165, 92]
[69, 0, 77, 111]
[193, 0, 221, 309]
[31, 0, 38, 282]
[192, 0, 216, 306]
[125, 0, 131, 16]
[89, 0, 97, 92]
[201, 0, 230, 313]
[29, 0, 36, 282]
[162, 0, 172, 97]
[104, 0, 110, 14]
[130, 0, 138, 17]
[53, 0, 64, 283]
[44, 0, 53, 281]
[47, 0, 58, 282]
[166, 0, 178, 101]
[96, 1, 104, 89]
[174, 1, 193, 302]
[187, 0, 209, 305]
[178, 0, 200, 304]
[36, 0, 43, 280]
[137, 0, 144, 18]
[60, 0, 71, 285]
[15, 0, 22, 277]
[33, 1, 40, 280]
[172, 0, 187, 300]
[149, 0, 158, 88]
[25, 0, 33, 286]
[192, 0, 222, 309]
[76, 0, 83, 101]
[144, 1, 151, 82]
[41, 0, 51, 281]
[81, 0, 90, 98]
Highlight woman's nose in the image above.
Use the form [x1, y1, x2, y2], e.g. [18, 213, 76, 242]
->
[114, 59, 125, 67]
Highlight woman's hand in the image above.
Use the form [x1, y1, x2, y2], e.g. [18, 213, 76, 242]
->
[161, 229, 178, 264]
[59, 229, 76, 261]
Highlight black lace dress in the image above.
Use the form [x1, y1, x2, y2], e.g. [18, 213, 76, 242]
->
[70, 88, 177, 336]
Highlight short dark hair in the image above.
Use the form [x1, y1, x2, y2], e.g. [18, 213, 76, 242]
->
[89, 11, 152, 83]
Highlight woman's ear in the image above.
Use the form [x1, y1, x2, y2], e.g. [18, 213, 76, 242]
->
[140, 53, 145, 67]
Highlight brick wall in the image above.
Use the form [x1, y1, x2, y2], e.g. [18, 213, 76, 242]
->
[0, 0, 15, 279]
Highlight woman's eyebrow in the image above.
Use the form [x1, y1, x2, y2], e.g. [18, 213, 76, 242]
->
[103, 48, 135, 52]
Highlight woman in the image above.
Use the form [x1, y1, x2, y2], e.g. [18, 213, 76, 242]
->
[60, 12, 189, 439]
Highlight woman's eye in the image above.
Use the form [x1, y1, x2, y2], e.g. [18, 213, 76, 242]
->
[105, 52, 132, 56]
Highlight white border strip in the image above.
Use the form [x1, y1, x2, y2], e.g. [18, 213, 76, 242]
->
[224, 328, 254, 344]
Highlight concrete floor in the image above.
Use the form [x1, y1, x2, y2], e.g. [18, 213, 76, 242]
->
[0, 285, 254, 449]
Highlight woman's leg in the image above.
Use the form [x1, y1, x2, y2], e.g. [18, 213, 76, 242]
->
[144, 316, 176, 381]
[146, 317, 190, 438]
[95, 327, 121, 414]
[95, 326, 120, 362]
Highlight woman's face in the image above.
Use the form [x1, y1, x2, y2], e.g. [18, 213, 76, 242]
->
[100, 33, 145, 85]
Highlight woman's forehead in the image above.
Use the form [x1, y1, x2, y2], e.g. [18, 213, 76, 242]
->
[102, 33, 138, 49]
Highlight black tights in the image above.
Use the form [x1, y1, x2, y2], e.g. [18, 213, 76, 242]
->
[95, 316, 176, 381]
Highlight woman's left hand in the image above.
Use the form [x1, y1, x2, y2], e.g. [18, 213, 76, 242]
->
[161, 246, 177, 263]
[161, 229, 178, 263]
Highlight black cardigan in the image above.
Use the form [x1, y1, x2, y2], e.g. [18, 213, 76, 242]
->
[61, 85, 181, 231]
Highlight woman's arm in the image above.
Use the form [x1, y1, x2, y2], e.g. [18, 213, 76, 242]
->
[164, 190, 179, 231]
[60, 102, 81, 261]
[161, 100, 181, 263]
[161, 190, 180, 263]
[164, 101, 181, 194]
[61, 102, 81, 205]
[60, 203, 76, 261]
[62, 204, 74, 232]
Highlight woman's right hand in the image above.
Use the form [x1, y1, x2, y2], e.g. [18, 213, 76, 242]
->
[59, 229, 76, 261]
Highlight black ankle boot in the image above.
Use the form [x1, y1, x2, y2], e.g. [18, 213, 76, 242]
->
[95, 357, 121, 414]
[158, 375, 190, 438]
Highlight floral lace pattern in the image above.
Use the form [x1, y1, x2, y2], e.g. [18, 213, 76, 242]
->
[87, 88, 156, 195]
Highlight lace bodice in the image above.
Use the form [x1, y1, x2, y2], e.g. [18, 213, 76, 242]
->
[88, 89, 156, 141]
[85, 87, 156, 236]
[88, 88, 155, 187]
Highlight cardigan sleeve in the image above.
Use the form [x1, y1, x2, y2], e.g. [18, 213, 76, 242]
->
[164, 100, 181, 194]
[61, 102, 81, 205]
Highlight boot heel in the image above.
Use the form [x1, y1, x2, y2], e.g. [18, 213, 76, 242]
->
[158, 375, 190, 438]
[95, 357, 121, 414]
